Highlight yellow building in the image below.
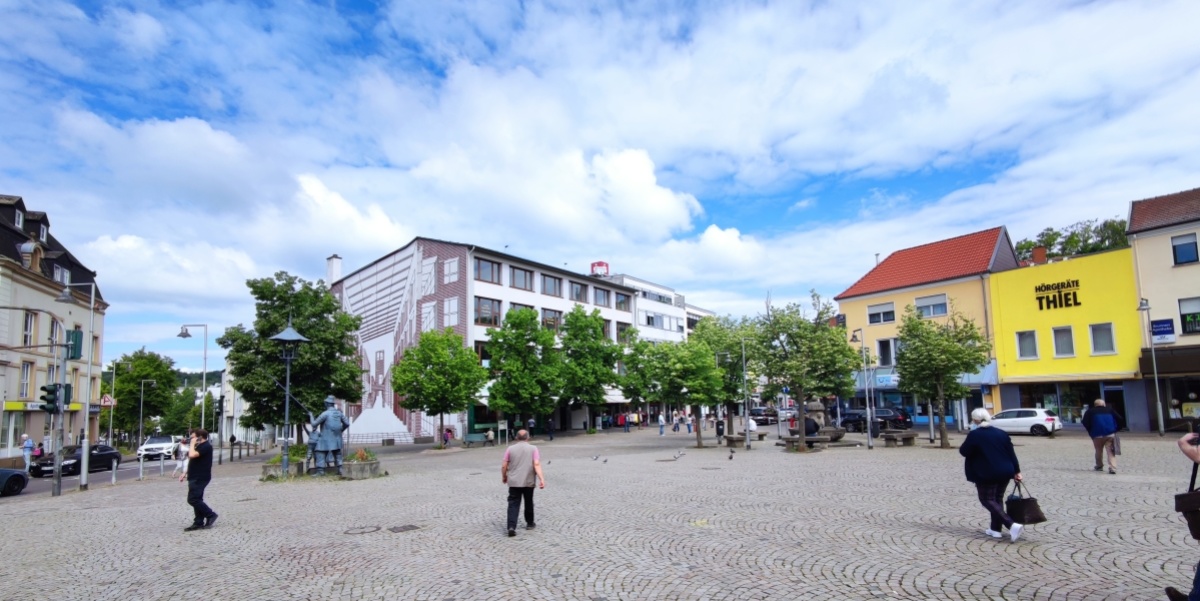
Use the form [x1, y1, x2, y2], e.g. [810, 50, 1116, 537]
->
[836, 227, 1019, 422]
[989, 248, 1144, 426]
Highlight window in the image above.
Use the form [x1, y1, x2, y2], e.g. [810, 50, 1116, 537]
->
[475, 259, 501, 284]
[570, 281, 588, 303]
[542, 275, 562, 297]
[602, 319, 612, 340]
[1089, 323, 1115, 354]
[49, 320, 61, 345]
[1173, 233, 1199, 265]
[443, 258, 459, 284]
[511, 267, 533, 291]
[615, 292, 631, 311]
[510, 303, 534, 314]
[877, 339, 897, 367]
[14, 210, 23, 228]
[616, 322, 633, 341]
[47, 364, 57, 386]
[39, 224, 46, 242]
[475, 342, 491, 368]
[474, 297, 502, 326]
[542, 309, 563, 332]
[420, 257, 436, 296]
[443, 298, 459, 327]
[1053, 326, 1074, 357]
[20, 362, 33, 398]
[53, 265, 71, 285]
[915, 294, 947, 318]
[22, 311, 35, 347]
[421, 301, 437, 332]
[868, 302, 895, 324]
[1016, 331, 1038, 359]
[643, 311, 663, 329]
[1181, 297, 1200, 335]
[594, 288, 610, 307]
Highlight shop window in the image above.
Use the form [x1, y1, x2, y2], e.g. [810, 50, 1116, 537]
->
[511, 267, 533, 291]
[915, 294, 948, 318]
[868, 302, 895, 324]
[1181, 297, 1200, 335]
[475, 258, 501, 284]
[1089, 323, 1115, 354]
[1053, 326, 1074, 357]
[1173, 233, 1199, 265]
[1016, 331, 1038, 359]
[542, 275, 562, 298]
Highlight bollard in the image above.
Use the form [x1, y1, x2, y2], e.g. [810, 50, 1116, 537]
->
[112, 458, 118, 485]
[138, 456, 144, 481]
[159, 454, 165, 476]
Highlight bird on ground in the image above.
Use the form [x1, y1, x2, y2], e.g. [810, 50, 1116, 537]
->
[603, 459, 608, 464]
[729, 450, 734, 461]
[592, 455, 599, 461]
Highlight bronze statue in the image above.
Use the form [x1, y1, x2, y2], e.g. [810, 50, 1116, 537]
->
[310, 395, 347, 476]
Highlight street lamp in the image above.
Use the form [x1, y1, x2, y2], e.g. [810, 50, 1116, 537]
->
[177, 325, 209, 432]
[741, 338, 750, 451]
[1138, 298, 1165, 436]
[105, 361, 132, 446]
[55, 283, 99, 490]
[850, 329, 874, 450]
[270, 319, 309, 475]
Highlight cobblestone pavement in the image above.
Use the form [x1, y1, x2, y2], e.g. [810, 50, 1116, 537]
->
[3, 427, 1197, 601]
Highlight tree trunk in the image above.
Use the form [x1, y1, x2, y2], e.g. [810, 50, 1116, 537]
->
[937, 389, 950, 449]
[691, 404, 705, 448]
[439, 414, 446, 448]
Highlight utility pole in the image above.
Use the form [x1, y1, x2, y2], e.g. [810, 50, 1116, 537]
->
[52, 336, 67, 496]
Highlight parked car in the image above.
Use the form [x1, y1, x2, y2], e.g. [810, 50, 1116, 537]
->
[749, 407, 778, 425]
[990, 408, 1062, 436]
[841, 408, 913, 432]
[0, 468, 28, 496]
[31, 445, 122, 477]
[137, 435, 177, 460]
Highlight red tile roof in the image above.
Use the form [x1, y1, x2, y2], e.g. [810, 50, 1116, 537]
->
[835, 227, 1006, 300]
[1127, 187, 1200, 234]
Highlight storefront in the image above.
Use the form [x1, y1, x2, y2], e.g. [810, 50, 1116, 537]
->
[1141, 344, 1200, 432]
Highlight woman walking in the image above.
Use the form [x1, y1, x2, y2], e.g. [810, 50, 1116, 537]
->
[959, 408, 1025, 542]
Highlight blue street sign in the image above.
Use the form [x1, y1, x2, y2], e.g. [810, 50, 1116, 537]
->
[1151, 319, 1176, 344]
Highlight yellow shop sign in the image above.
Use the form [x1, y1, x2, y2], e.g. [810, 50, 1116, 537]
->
[1034, 279, 1082, 311]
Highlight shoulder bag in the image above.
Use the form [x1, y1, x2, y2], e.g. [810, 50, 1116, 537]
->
[1006, 480, 1048, 525]
[1174, 462, 1200, 539]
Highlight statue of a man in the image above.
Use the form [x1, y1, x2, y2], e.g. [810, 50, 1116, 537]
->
[310, 395, 347, 475]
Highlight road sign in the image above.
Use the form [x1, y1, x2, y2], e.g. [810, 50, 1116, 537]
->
[99, 394, 116, 407]
[1151, 319, 1177, 344]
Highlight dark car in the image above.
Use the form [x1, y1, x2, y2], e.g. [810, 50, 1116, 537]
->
[749, 407, 778, 425]
[30, 445, 122, 478]
[841, 408, 913, 432]
[0, 468, 28, 496]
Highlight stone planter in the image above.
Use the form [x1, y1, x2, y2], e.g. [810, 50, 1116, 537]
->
[341, 460, 380, 480]
[413, 436, 435, 444]
[261, 462, 306, 479]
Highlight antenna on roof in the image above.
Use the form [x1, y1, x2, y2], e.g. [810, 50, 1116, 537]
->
[875, 253, 880, 266]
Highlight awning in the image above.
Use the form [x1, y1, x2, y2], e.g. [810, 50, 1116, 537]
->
[853, 359, 997, 391]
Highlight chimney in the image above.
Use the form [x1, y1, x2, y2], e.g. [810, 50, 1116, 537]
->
[1032, 246, 1047, 265]
[326, 254, 342, 283]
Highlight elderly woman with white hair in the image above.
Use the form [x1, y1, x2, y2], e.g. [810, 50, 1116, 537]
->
[959, 408, 1025, 542]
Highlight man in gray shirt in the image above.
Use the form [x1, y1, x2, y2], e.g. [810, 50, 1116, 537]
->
[501, 429, 546, 537]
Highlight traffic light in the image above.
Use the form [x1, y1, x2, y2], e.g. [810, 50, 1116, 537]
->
[65, 330, 83, 360]
[213, 395, 225, 433]
[39, 383, 61, 414]
[62, 384, 72, 406]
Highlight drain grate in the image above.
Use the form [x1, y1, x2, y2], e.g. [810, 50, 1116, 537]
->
[344, 526, 381, 535]
[388, 525, 420, 533]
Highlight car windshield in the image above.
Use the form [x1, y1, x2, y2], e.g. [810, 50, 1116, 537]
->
[1044, 410, 1057, 417]
[145, 436, 173, 445]
[60, 446, 80, 455]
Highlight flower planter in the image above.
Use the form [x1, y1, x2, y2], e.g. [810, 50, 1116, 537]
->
[261, 462, 306, 479]
[341, 460, 380, 480]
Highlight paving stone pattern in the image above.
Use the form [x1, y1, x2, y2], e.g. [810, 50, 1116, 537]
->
[2, 429, 1197, 600]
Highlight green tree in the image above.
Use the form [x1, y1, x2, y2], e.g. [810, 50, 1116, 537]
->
[689, 315, 754, 437]
[895, 305, 991, 449]
[616, 327, 653, 427]
[646, 339, 723, 448]
[559, 305, 620, 430]
[110, 348, 179, 444]
[1015, 217, 1128, 261]
[217, 272, 363, 439]
[754, 292, 859, 416]
[159, 386, 198, 435]
[486, 308, 562, 425]
[392, 328, 489, 448]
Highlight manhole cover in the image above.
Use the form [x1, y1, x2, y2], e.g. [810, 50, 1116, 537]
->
[469, 472, 482, 475]
[344, 526, 381, 535]
[701, 467, 721, 470]
[236, 498, 257, 502]
[388, 525, 420, 533]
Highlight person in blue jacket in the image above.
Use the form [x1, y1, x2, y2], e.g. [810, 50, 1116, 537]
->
[959, 408, 1025, 542]
[1081, 399, 1121, 474]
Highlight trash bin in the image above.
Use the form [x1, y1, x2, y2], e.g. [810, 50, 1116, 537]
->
[868, 420, 882, 439]
[715, 420, 725, 438]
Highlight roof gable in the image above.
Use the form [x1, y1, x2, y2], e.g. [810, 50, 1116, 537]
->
[835, 227, 1012, 300]
[1127, 187, 1200, 234]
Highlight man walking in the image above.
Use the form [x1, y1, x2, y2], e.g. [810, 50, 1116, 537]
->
[20, 434, 33, 472]
[501, 429, 545, 537]
[182, 428, 218, 531]
[1081, 399, 1121, 474]
[658, 412, 666, 436]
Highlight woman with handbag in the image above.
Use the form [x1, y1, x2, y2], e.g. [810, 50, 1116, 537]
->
[1164, 433, 1200, 601]
[959, 408, 1025, 542]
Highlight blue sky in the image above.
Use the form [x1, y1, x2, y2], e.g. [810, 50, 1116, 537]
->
[2, 0, 1199, 372]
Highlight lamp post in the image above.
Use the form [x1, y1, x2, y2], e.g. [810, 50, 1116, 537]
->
[105, 361, 132, 447]
[55, 283, 99, 490]
[177, 325, 209, 431]
[850, 329, 874, 450]
[1138, 298, 1165, 436]
[741, 338, 750, 451]
[270, 319, 309, 475]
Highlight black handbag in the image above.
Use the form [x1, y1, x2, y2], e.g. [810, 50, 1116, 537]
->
[1174, 463, 1200, 539]
[1006, 481, 1048, 525]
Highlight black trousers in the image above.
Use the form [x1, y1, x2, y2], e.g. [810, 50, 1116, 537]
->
[975, 481, 1013, 531]
[507, 487, 535, 530]
[187, 477, 215, 525]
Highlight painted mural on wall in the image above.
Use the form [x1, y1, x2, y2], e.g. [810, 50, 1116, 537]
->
[332, 239, 470, 442]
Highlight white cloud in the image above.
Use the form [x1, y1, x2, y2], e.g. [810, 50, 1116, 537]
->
[104, 9, 168, 57]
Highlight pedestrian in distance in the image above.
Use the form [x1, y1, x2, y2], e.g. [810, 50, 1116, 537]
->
[527, 416, 536, 435]
[33, 443, 44, 459]
[959, 408, 1025, 542]
[501, 429, 546, 537]
[181, 428, 217, 532]
[686, 414, 693, 434]
[1081, 399, 1121, 474]
[442, 428, 453, 447]
[546, 418, 554, 441]
[486, 429, 495, 446]
[173, 431, 191, 478]
[20, 434, 33, 472]
[658, 413, 666, 436]
[1164, 432, 1200, 601]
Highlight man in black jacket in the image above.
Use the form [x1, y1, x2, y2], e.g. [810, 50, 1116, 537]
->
[182, 428, 218, 532]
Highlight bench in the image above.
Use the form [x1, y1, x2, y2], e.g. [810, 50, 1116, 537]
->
[724, 435, 745, 448]
[464, 433, 495, 448]
[780, 435, 831, 451]
[882, 430, 918, 447]
[754, 431, 768, 441]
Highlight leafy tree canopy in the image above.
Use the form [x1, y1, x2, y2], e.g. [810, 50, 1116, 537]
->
[753, 292, 859, 404]
[485, 307, 562, 420]
[217, 272, 363, 432]
[109, 348, 179, 442]
[392, 328, 489, 438]
[1015, 217, 1128, 262]
[558, 305, 620, 412]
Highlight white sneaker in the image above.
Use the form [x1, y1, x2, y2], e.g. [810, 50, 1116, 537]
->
[984, 529, 1002, 539]
[1010, 523, 1024, 542]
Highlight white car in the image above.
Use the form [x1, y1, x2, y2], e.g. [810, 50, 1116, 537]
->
[137, 435, 178, 460]
[990, 408, 1062, 436]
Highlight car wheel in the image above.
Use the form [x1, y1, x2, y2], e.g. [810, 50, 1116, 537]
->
[1031, 424, 1048, 436]
[1, 477, 24, 496]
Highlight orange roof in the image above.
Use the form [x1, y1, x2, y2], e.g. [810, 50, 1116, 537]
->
[835, 227, 1008, 300]
[1127, 187, 1200, 234]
